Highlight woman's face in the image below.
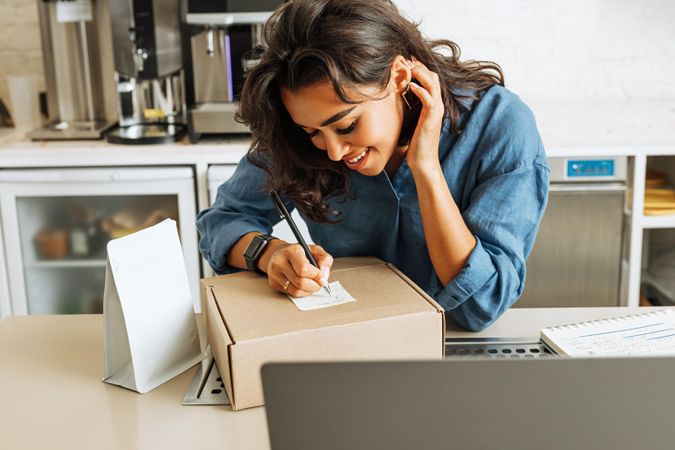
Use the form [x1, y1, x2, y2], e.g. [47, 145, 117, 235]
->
[280, 76, 406, 177]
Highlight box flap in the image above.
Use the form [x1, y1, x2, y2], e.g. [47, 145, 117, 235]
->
[330, 256, 385, 271]
[204, 284, 236, 406]
[385, 263, 444, 313]
[206, 257, 440, 341]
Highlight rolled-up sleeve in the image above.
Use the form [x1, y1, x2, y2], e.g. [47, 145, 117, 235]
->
[430, 162, 550, 331]
[196, 155, 286, 274]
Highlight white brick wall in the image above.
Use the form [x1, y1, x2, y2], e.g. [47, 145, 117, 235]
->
[0, 0, 673, 113]
[394, 0, 675, 101]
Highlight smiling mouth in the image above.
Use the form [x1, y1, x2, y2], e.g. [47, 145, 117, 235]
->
[344, 148, 370, 164]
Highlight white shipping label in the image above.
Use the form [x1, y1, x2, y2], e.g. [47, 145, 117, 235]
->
[56, 0, 93, 23]
[289, 281, 355, 311]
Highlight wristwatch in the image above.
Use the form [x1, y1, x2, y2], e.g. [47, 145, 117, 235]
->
[243, 234, 277, 274]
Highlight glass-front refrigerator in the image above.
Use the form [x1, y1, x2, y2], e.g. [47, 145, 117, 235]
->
[0, 167, 199, 315]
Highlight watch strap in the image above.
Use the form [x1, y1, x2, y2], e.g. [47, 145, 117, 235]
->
[244, 234, 277, 275]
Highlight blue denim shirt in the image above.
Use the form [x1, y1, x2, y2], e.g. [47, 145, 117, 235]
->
[197, 85, 550, 331]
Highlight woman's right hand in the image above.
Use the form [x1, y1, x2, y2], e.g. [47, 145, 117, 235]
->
[262, 243, 333, 297]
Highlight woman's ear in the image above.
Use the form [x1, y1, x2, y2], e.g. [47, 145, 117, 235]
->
[390, 55, 413, 94]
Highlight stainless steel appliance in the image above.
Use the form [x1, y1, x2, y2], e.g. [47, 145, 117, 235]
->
[29, 0, 117, 140]
[184, 1, 283, 142]
[518, 157, 628, 307]
[106, 0, 187, 144]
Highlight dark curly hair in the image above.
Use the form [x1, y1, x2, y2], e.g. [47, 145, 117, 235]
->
[237, 0, 504, 223]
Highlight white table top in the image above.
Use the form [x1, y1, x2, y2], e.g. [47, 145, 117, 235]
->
[1, 307, 671, 450]
[0, 315, 269, 450]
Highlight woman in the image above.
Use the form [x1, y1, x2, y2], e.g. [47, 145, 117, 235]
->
[197, 0, 549, 331]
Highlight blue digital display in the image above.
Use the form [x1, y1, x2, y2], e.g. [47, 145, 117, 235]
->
[567, 160, 615, 177]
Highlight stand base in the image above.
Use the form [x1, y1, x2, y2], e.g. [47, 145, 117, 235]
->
[106, 123, 187, 145]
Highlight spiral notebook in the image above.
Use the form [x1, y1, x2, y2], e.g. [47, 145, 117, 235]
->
[540, 309, 675, 357]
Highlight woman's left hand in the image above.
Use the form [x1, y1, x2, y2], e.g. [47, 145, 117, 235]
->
[405, 60, 445, 174]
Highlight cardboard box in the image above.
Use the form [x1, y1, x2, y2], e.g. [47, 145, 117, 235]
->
[202, 256, 445, 411]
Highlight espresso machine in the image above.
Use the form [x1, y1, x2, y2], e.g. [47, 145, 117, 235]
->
[106, 0, 187, 144]
[30, 0, 117, 140]
[184, 0, 284, 142]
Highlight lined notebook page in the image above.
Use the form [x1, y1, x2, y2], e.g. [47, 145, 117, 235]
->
[540, 309, 675, 357]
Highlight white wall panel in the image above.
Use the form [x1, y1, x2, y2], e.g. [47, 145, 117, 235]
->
[394, 0, 675, 101]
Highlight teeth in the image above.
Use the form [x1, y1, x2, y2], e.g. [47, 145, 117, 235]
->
[348, 149, 368, 164]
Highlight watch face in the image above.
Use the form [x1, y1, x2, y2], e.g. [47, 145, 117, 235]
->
[245, 236, 264, 259]
[245, 235, 273, 273]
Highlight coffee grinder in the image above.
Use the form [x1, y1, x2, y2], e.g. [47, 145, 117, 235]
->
[106, 0, 187, 144]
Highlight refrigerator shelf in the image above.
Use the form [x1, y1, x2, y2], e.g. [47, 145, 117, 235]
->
[25, 260, 107, 269]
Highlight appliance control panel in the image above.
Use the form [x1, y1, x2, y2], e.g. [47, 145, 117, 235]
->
[567, 159, 615, 178]
[548, 157, 627, 183]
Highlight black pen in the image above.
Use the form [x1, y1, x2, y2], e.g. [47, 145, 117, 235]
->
[269, 190, 333, 296]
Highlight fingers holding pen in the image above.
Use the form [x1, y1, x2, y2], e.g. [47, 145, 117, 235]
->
[267, 243, 326, 296]
[277, 267, 321, 297]
[310, 244, 333, 282]
[266, 190, 333, 297]
[288, 244, 326, 287]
